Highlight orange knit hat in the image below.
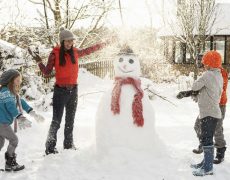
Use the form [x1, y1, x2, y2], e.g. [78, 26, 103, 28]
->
[202, 51, 222, 68]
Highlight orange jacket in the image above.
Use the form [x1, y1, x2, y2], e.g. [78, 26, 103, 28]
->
[49, 43, 105, 85]
[220, 67, 228, 105]
[53, 47, 79, 85]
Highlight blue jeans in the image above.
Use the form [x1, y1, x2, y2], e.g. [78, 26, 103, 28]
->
[194, 105, 226, 148]
[200, 116, 218, 146]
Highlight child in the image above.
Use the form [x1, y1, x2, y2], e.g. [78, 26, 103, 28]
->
[193, 65, 228, 164]
[0, 69, 44, 171]
[190, 51, 223, 176]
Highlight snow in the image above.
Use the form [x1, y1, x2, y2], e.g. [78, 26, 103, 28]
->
[0, 69, 230, 179]
[0, 39, 35, 70]
[95, 53, 161, 154]
[113, 54, 141, 78]
[0, 39, 25, 58]
[177, 72, 195, 92]
[95, 84, 159, 152]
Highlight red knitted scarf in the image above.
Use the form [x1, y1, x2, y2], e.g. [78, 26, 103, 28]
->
[111, 77, 144, 127]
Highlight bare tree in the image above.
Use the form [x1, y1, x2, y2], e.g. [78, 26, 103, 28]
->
[42, 0, 52, 44]
[29, 0, 62, 26]
[118, 0, 124, 26]
[66, 0, 69, 28]
[78, 0, 114, 48]
[28, 0, 115, 28]
[166, 0, 217, 78]
[28, 0, 115, 46]
[145, 0, 153, 29]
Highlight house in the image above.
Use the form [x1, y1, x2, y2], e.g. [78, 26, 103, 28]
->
[159, 3, 230, 73]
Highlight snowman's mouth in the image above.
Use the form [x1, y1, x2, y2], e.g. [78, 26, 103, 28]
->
[118, 67, 133, 73]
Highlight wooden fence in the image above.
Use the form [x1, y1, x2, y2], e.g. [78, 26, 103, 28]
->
[79, 60, 114, 79]
[36, 60, 115, 84]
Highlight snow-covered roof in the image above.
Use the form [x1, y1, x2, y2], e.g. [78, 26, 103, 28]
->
[158, 3, 230, 37]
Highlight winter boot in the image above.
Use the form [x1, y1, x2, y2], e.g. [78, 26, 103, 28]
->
[213, 147, 226, 164]
[5, 152, 25, 172]
[192, 144, 203, 154]
[45, 147, 59, 155]
[192, 146, 214, 176]
[190, 160, 203, 169]
[64, 142, 77, 150]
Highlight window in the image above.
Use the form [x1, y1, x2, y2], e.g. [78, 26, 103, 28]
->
[205, 41, 211, 52]
[226, 37, 230, 64]
[168, 40, 174, 63]
[163, 39, 168, 56]
[198, 39, 211, 56]
[175, 41, 185, 63]
[214, 37, 225, 64]
[185, 46, 193, 63]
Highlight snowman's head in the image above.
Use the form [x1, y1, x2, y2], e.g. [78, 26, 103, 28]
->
[113, 46, 141, 78]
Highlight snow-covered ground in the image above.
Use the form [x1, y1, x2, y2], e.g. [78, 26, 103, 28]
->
[0, 69, 230, 180]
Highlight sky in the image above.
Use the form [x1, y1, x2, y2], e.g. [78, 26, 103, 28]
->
[0, 0, 230, 29]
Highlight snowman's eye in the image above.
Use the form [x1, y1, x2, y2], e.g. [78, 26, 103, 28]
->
[129, 59, 134, 64]
[119, 58, 124, 63]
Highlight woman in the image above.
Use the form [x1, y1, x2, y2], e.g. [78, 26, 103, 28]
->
[30, 27, 109, 155]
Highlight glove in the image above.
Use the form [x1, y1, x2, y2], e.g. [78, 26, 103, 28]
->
[191, 95, 198, 103]
[176, 92, 184, 99]
[17, 116, 32, 130]
[29, 110, 45, 123]
[28, 47, 42, 63]
[176, 90, 199, 99]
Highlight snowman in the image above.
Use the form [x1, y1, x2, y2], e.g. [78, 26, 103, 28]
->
[95, 46, 160, 154]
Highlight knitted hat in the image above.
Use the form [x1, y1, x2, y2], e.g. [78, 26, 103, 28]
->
[0, 69, 20, 86]
[202, 51, 222, 68]
[59, 27, 76, 43]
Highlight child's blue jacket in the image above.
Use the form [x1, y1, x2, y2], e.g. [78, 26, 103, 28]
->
[0, 86, 32, 125]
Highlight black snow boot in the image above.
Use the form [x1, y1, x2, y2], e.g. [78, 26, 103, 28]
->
[213, 147, 226, 164]
[193, 145, 203, 154]
[64, 142, 77, 150]
[5, 152, 25, 172]
[45, 147, 59, 155]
